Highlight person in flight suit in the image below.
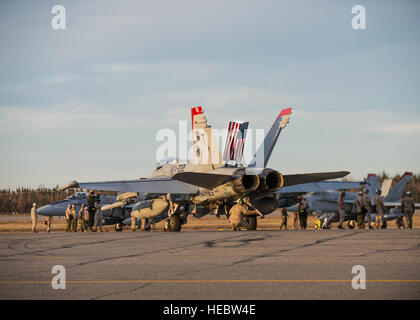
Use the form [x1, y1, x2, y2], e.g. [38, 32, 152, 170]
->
[79, 204, 86, 232]
[30, 203, 38, 233]
[362, 189, 373, 229]
[402, 191, 415, 229]
[337, 191, 346, 229]
[70, 204, 77, 232]
[228, 198, 256, 231]
[297, 196, 309, 230]
[354, 191, 365, 229]
[65, 204, 72, 232]
[87, 191, 97, 231]
[374, 189, 385, 229]
[279, 208, 288, 230]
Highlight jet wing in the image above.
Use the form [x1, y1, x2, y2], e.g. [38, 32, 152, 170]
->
[277, 180, 363, 194]
[75, 178, 199, 194]
[282, 171, 350, 186]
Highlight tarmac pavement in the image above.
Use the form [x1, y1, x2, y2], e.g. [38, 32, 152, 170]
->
[0, 229, 419, 299]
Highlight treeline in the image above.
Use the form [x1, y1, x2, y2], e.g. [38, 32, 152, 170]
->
[1, 172, 419, 214]
[0, 186, 70, 214]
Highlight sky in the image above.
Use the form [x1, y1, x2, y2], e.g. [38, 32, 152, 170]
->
[0, 0, 419, 189]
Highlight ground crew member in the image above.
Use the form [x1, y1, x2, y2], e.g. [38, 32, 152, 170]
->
[354, 191, 364, 229]
[297, 196, 309, 230]
[30, 203, 38, 233]
[374, 189, 385, 229]
[291, 210, 299, 229]
[228, 198, 256, 231]
[65, 204, 72, 232]
[87, 191, 97, 231]
[79, 204, 86, 232]
[401, 191, 415, 229]
[44, 216, 52, 233]
[93, 203, 104, 232]
[70, 204, 77, 232]
[280, 208, 288, 230]
[337, 191, 346, 229]
[363, 189, 373, 229]
[83, 206, 90, 231]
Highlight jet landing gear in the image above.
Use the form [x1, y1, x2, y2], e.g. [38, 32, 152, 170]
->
[115, 222, 123, 232]
[247, 215, 257, 231]
[164, 214, 182, 232]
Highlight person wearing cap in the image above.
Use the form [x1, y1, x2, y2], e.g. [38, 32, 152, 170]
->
[401, 191, 415, 229]
[362, 189, 373, 229]
[297, 196, 309, 230]
[30, 203, 38, 233]
[337, 191, 346, 229]
[228, 198, 256, 231]
[374, 189, 385, 229]
[354, 191, 364, 229]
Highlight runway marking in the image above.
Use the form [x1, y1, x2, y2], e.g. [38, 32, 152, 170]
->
[1, 279, 419, 285]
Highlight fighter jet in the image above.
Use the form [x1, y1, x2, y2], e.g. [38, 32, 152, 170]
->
[59, 107, 359, 231]
[294, 172, 418, 229]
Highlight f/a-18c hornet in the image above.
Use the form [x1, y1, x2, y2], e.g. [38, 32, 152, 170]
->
[46, 107, 362, 231]
[294, 172, 419, 229]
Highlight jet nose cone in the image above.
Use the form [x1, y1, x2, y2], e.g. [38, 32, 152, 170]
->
[37, 204, 54, 216]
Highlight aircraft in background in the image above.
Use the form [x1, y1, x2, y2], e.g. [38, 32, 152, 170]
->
[291, 172, 419, 229]
[56, 107, 361, 231]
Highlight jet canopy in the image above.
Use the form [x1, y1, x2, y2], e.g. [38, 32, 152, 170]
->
[65, 192, 88, 200]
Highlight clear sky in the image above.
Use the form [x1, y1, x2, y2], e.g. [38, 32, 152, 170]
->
[0, 0, 419, 189]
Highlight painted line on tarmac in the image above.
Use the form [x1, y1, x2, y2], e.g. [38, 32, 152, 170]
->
[1, 279, 419, 285]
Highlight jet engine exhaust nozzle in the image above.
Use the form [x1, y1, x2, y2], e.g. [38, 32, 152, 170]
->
[259, 169, 284, 192]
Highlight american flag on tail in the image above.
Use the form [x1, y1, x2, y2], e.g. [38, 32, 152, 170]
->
[223, 121, 249, 164]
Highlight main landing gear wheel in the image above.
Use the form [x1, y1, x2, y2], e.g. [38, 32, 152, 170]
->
[165, 215, 182, 232]
[247, 215, 257, 231]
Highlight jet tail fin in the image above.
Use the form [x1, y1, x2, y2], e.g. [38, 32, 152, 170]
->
[247, 108, 292, 168]
[365, 174, 381, 196]
[384, 172, 413, 201]
[191, 106, 223, 170]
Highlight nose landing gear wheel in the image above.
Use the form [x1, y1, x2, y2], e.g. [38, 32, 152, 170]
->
[247, 215, 257, 231]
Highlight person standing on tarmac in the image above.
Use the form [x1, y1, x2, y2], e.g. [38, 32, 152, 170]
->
[30, 203, 38, 233]
[362, 189, 373, 229]
[65, 204, 72, 232]
[228, 198, 256, 231]
[79, 204, 86, 232]
[83, 206, 90, 231]
[45, 216, 52, 233]
[280, 208, 288, 230]
[70, 204, 77, 232]
[402, 191, 415, 229]
[87, 191, 96, 231]
[354, 191, 365, 229]
[337, 191, 346, 229]
[374, 189, 385, 229]
[297, 196, 309, 230]
[93, 203, 104, 232]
